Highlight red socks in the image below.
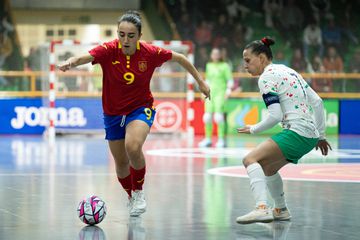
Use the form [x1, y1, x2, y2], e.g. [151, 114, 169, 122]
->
[130, 166, 146, 190]
[117, 166, 146, 197]
[117, 174, 132, 197]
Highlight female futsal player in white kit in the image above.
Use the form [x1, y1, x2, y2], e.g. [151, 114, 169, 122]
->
[236, 37, 331, 224]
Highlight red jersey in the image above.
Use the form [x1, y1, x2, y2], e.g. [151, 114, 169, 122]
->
[89, 40, 172, 115]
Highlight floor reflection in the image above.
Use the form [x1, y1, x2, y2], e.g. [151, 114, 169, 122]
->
[127, 217, 146, 240]
[78, 225, 106, 240]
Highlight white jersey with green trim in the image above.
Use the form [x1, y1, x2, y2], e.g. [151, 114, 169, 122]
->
[258, 63, 320, 138]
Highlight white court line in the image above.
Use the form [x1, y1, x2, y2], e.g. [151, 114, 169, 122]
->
[207, 165, 360, 183]
[5, 186, 28, 194]
[0, 208, 31, 222]
[0, 172, 358, 183]
[146, 147, 360, 159]
[0, 172, 205, 177]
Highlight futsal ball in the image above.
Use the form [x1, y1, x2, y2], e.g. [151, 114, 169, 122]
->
[77, 195, 107, 225]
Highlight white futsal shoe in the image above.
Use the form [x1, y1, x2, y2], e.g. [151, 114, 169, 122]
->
[215, 138, 225, 148]
[198, 138, 212, 148]
[273, 207, 291, 221]
[236, 205, 274, 224]
[130, 190, 146, 217]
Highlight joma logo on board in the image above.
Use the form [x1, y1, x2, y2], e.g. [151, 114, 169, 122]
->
[11, 106, 87, 129]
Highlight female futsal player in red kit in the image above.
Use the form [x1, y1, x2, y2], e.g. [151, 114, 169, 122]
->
[58, 10, 210, 217]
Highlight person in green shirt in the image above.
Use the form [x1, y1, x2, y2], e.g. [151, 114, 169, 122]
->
[199, 48, 233, 148]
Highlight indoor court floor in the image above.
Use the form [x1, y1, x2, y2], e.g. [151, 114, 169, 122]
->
[0, 133, 359, 240]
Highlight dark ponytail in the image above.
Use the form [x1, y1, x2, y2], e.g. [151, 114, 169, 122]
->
[117, 10, 142, 34]
[244, 36, 275, 60]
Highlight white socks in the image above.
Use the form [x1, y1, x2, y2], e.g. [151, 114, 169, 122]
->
[266, 172, 287, 209]
[247, 163, 268, 207]
[247, 163, 288, 209]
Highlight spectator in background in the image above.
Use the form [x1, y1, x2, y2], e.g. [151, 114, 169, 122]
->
[323, 46, 344, 91]
[322, 17, 342, 53]
[26, 47, 41, 71]
[290, 48, 307, 73]
[323, 46, 343, 73]
[243, 23, 254, 43]
[176, 13, 195, 42]
[1, 14, 14, 35]
[194, 20, 212, 48]
[0, 27, 13, 86]
[307, 54, 331, 92]
[342, 0, 360, 27]
[337, 0, 359, 48]
[212, 14, 230, 48]
[230, 23, 253, 61]
[195, 46, 209, 72]
[273, 50, 289, 66]
[303, 19, 324, 61]
[24, 47, 43, 90]
[226, 0, 240, 24]
[232, 23, 246, 49]
[349, 49, 360, 73]
[276, 0, 304, 47]
[25, 47, 43, 90]
[263, 0, 283, 28]
[339, 19, 359, 48]
[226, 0, 250, 24]
[220, 47, 233, 71]
[233, 61, 245, 92]
[348, 48, 360, 92]
[307, 54, 325, 73]
[309, 0, 332, 23]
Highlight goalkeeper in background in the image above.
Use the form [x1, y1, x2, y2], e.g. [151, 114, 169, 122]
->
[199, 47, 233, 148]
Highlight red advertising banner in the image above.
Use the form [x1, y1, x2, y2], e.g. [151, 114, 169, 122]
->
[152, 99, 207, 135]
[152, 99, 188, 133]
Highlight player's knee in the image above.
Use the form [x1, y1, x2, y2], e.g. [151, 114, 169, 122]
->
[243, 156, 256, 167]
[125, 141, 142, 157]
[203, 113, 212, 124]
[214, 113, 224, 123]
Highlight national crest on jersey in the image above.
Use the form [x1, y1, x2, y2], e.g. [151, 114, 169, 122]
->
[138, 61, 147, 72]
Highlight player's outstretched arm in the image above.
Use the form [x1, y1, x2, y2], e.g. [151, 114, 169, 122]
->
[171, 51, 210, 99]
[57, 54, 94, 72]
